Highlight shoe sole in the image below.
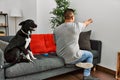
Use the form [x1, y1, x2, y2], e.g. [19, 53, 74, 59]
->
[75, 62, 93, 69]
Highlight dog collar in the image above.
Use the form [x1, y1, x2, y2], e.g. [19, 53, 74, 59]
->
[21, 29, 30, 37]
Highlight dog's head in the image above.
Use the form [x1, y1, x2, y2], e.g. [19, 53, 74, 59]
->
[19, 19, 37, 33]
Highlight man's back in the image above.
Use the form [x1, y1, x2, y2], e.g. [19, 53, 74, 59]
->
[54, 22, 84, 63]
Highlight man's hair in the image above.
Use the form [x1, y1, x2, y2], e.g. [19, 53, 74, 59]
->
[64, 8, 75, 20]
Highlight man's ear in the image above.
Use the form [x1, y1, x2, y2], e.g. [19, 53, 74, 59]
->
[71, 16, 74, 21]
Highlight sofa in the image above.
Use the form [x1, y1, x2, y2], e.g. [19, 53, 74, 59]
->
[0, 32, 102, 80]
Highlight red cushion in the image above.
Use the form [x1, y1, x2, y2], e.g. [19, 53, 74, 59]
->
[30, 34, 56, 55]
[44, 34, 56, 52]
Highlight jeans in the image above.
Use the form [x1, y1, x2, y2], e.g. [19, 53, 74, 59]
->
[70, 50, 93, 76]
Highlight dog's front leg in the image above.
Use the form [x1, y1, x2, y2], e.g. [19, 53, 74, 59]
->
[28, 50, 37, 60]
[25, 38, 31, 49]
[26, 53, 33, 62]
[19, 47, 33, 62]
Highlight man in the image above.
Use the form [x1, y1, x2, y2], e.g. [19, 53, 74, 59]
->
[53, 8, 100, 80]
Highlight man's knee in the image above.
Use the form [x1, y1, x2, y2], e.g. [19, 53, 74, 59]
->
[87, 51, 93, 58]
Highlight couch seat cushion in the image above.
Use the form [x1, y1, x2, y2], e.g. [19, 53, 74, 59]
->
[5, 55, 64, 78]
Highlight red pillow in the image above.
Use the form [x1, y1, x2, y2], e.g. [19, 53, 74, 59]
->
[30, 34, 56, 55]
[44, 34, 56, 52]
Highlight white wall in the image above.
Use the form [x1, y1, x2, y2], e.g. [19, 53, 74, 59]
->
[20, 0, 37, 34]
[36, 0, 56, 33]
[70, 0, 120, 70]
[0, 0, 37, 35]
[0, 0, 56, 34]
[0, 0, 21, 35]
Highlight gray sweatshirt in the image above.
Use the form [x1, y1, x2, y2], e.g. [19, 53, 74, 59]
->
[54, 22, 85, 63]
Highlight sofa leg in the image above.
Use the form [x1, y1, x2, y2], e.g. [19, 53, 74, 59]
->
[93, 66, 96, 72]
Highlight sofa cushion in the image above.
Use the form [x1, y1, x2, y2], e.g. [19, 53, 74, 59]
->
[30, 34, 46, 54]
[78, 30, 91, 50]
[30, 34, 56, 55]
[5, 55, 64, 78]
[0, 40, 8, 51]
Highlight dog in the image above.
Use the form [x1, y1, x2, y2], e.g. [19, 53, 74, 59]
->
[1, 19, 37, 69]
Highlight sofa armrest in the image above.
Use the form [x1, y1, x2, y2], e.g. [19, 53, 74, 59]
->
[0, 49, 4, 66]
[0, 36, 14, 42]
[90, 40, 102, 52]
[90, 40, 102, 64]
[0, 49, 5, 80]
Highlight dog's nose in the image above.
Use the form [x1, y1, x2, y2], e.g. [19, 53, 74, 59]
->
[34, 24, 37, 28]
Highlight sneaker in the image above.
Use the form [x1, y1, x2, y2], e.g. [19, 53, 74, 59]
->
[83, 76, 100, 80]
[75, 62, 93, 69]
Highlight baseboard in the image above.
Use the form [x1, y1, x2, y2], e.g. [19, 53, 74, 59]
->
[96, 65, 116, 76]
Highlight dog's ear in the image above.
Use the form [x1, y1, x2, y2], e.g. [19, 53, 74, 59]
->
[19, 21, 25, 26]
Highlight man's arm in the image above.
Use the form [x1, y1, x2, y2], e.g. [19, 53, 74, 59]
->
[83, 19, 93, 27]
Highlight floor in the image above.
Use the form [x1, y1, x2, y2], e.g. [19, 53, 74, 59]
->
[46, 70, 116, 80]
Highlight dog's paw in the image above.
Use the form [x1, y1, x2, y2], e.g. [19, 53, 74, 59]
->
[31, 57, 37, 60]
[26, 57, 33, 62]
[20, 58, 31, 63]
[30, 60, 34, 63]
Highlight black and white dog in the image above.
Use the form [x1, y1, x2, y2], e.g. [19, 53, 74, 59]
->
[1, 19, 37, 69]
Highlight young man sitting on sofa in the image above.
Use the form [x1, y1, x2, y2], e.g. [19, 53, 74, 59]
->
[53, 8, 100, 80]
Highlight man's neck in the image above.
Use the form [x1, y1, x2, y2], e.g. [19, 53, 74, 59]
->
[65, 19, 74, 23]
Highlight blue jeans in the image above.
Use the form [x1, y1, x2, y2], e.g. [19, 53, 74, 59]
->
[70, 50, 93, 76]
